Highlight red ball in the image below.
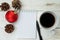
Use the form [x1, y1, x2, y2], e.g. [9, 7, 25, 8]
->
[5, 10, 18, 23]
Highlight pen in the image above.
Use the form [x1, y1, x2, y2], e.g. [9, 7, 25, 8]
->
[36, 21, 43, 40]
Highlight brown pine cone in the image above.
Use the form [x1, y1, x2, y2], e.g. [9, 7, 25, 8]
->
[12, 0, 21, 9]
[5, 24, 14, 33]
[1, 2, 10, 11]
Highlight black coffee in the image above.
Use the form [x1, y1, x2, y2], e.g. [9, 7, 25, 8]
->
[40, 12, 55, 28]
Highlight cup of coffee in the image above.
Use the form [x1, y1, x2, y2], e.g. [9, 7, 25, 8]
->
[39, 11, 59, 31]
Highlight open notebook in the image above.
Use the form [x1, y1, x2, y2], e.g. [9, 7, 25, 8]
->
[0, 10, 36, 40]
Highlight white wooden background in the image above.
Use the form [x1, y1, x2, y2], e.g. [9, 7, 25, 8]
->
[0, 0, 60, 40]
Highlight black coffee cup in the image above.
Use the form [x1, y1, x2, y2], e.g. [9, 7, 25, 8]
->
[40, 11, 55, 28]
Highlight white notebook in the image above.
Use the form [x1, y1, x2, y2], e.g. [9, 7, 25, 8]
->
[0, 10, 36, 40]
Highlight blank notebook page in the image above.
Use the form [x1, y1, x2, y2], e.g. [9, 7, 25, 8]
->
[0, 11, 36, 40]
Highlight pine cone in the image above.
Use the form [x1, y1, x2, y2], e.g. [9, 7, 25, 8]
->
[5, 24, 14, 33]
[12, 0, 21, 9]
[1, 2, 10, 11]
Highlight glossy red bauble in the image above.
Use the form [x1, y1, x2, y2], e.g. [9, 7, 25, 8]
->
[5, 10, 18, 23]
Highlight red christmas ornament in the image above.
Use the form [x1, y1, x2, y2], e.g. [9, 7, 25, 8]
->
[5, 10, 18, 23]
